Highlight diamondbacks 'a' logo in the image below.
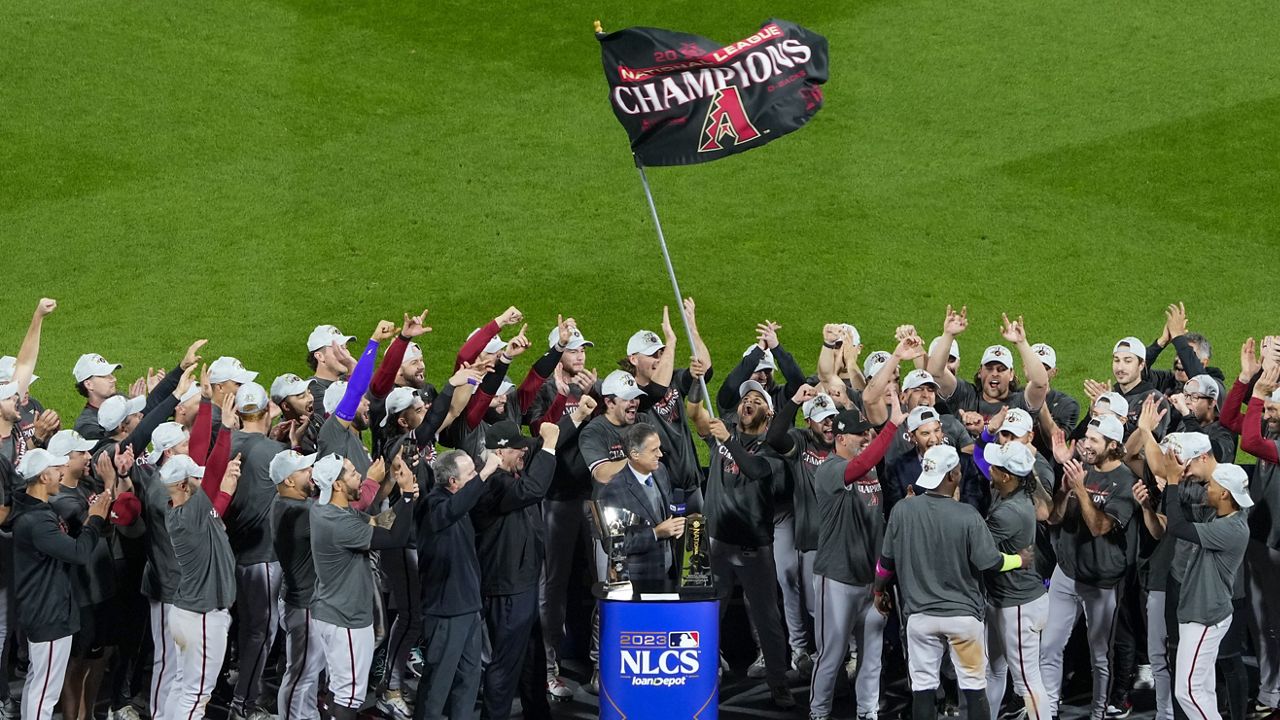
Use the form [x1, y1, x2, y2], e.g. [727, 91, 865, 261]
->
[699, 87, 761, 152]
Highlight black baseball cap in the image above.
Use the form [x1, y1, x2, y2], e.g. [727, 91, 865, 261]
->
[832, 409, 872, 435]
[485, 420, 534, 450]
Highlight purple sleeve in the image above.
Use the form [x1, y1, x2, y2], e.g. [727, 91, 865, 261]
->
[336, 339, 379, 422]
[973, 429, 994, 480]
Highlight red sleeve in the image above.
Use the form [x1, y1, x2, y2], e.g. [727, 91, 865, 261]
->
[190, 400, 213, 462]
[1221, 380, 1249, 435]
[212, 491, 233, 517]
[370, 336, 409, 399]
[464, 390, 493, 430]
[1242, 398, 1279, 464]
[351, 478, 380, 512]
[517, 366, 546, 415]
[202, 428, 232, 502]
[455, 320, 501, 370]
[844, 421, 899, 486]
[531, 394, 567, 435]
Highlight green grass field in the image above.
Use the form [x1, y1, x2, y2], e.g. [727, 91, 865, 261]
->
[3, 1, 1277, 417]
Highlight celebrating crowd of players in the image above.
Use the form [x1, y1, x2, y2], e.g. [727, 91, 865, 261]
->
[0, 296, 1276, 720]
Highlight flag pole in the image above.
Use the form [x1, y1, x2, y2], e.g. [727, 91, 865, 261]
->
[634, 158, 716, 419]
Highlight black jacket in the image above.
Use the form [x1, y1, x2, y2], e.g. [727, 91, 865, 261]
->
[12, 492, 104, 642]
[470, 445, 555, 596]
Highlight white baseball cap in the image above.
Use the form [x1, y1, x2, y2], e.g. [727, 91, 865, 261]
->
[863, 351, 892, 379]
[496, 378, 515, 396]
[0, 382, 19, 402]
[917, 445, 960, 490]
[929, 336, 960, 361]
[208, 357, 257, 385]
[981, 345, 1013, 369]
[158, 454, 204, 486]
[839, 324, 861, 346]
[983, 441, 1036, 476]
[381, 386, 424, 427]
[47, 430, 95, 457]
[1184, 374, 1221, 403]
[549, 325, 594, 351]
[601, 370, 643, 401]
[1112, 337, 1145, 359]
[999, 408, 1034, 437]
[235, 381, 270, 414]
[73, 353, 121, 384]
[1212, 464, 1254, 509]
[738, 380, 774, 412]
[1161, 432, 1212, 464]
[147, 422, 190, 464]
[901, 369, 938, 392]
[1031, 343, 1057, 370]
[17, 448, 69, 480]
[323, 381, 347, 415]
[468, 328, 507, 356]
[0, 356, 36, 385]
[270, 373, 311, 403]
[743, 346, 776, 373]
[802, 393, 838, 422]
[626, 330, 665, 357]
[1095, 391, 1129, 418]
[1087, 414, 1125, 443]
[907, 406, 941, 432]
[271, 449, 318, 485]
[177, 383, 200, 404]
[307, 324, 355, 353]
[313, 454, 345, 504]
[99, 395, 146, 433]
[404, 342, 423, 364]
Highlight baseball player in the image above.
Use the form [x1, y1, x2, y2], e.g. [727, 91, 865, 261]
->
[981, 442, 1050, 720]
[159, 447, 241, 720]
[12, 448, 110, 720]
[873, 444, 1034, 720]
[1239, 365, 1280, 717]
[310, 453, 417, 720]
[270, 449, 322, 720]
[809, 402, 904, 720]
[1042, 415, 1139, 720]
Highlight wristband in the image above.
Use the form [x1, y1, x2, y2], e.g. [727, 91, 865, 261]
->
[498, 353, 513, 364]
[823, 341, 840, 349]
[1000, 553, 1023, 572]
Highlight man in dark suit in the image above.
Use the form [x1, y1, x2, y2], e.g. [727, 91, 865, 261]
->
[598, 423, 694, 582]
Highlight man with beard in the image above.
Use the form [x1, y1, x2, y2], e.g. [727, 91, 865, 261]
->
[765, 385, 838, 634]
[367, 309, 433, 455]
[580, 371, 646, 486]
[925, 308, 1050, 426]
[270, 449, 321, 720]
[689, 382, 795, 709]
[305, 324, 357, 408]
[471, 420, 567, 720]
[310, 453, 417, 720]
[1168, 374, 1234, 462]
[269, 373, 320, 451]
[1042, 415, 1138, 720]
[717, 321, 807, 418]
[809, 400, 906, 720]
[1030, 343, 1081, 434]
[862, 335, 971, 462]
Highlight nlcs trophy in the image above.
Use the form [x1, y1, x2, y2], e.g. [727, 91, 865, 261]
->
[679, 513, 713, 592]
[590, 502, 635, 593]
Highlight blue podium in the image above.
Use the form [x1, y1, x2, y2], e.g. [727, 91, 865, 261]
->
[596, 584, 720, 719]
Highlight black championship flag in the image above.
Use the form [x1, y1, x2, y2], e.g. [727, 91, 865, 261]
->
[598, 19, 829, 166]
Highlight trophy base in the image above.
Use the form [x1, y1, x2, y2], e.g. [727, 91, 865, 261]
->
[602, 580, 633, 599]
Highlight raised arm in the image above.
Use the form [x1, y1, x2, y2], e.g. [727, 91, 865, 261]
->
[766, 386, 811, 456]
[335, 321, 396, 427]
[371, 309, 430, 400]
[1004, 314, 1049, 411]
[11, 299, 56, 394]
[456, 306, 521, 370]
[926, 304, 967, 399]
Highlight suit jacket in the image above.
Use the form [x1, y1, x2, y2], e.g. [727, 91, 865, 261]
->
[599, 465, 684, 582]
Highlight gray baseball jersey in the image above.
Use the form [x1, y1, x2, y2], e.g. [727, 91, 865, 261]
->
[812, 456, 884, 585]
[225, 431, 286, 564]
[778, 428, 831, 552]
[1178, 509, 1248, 625]
[167, 488, 236, 613]
[273, 496, 316, 609]
[882, 493, 1001, 619]
[317, 414, 371, 476]
[1053, 465, 1137, 588]
[309, 502, 375, 629]
[137, 464, 181, 603]
[984, 492, 1044, 607]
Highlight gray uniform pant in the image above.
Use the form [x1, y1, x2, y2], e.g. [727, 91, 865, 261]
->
[810, 575, 884, 718]
[771, 509, 809, 654]
[416, 611, 483, 720]
[799, 549, 817, 623]
[233, 561, 282, 713]
[383, 546, 423, 692]
[277, 604, 325, 720]
[1246, 541, 1280, 708]
[1041, 567, 1120, 720]
[710, 538, 790, 686]
[539, 498, 591, 675]
[1146, 590, 1174, 720]
[986, 595, 1051, 720]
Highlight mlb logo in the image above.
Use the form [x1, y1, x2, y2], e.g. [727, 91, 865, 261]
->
[668, 631, 699, 648]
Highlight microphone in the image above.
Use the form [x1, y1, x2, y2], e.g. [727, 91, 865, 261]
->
[669, 488, 687, 517]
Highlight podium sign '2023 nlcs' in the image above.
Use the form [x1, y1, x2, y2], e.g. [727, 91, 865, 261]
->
[599, 600, 719, 719]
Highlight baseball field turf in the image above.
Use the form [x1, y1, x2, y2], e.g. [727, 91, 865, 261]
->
[2, 1, 1276, 416]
